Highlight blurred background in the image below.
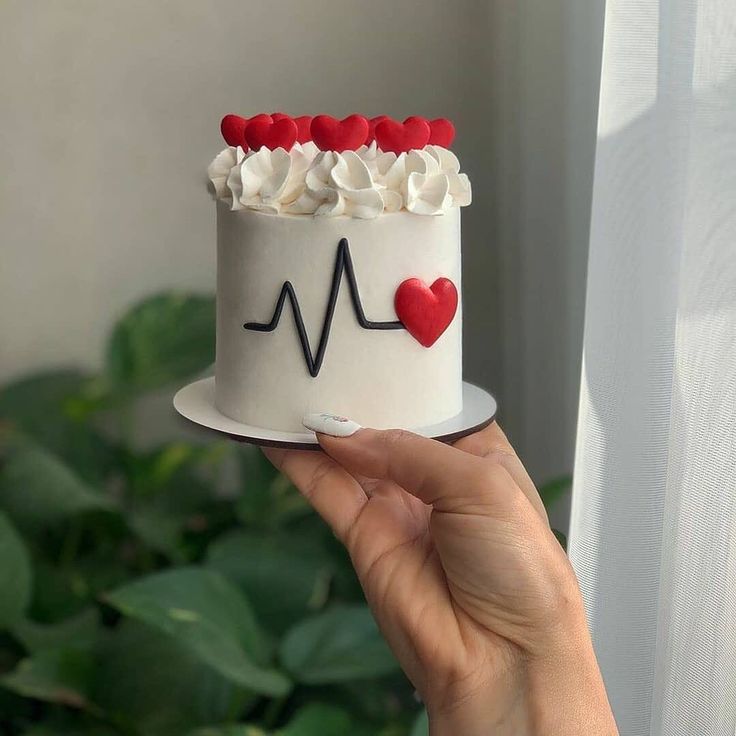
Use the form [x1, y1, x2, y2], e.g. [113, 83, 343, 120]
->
[0, 1, 604, 734]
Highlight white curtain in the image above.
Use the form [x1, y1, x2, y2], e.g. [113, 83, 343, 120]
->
[568, 0, 736, 734]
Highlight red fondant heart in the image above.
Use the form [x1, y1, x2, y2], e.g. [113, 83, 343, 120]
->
[311, 114, 369, 152]
[220, 114, 248, 148]
[245, 116, 298, 151]
[394, 277, 458, 347]
[294, 115, 313, 143]
[366, 115, 389, 144]
[246, 113, 273, 128]
[271, 112, 313, 142]
[428, 118, 455, 148]
[375, 116, 431, 154]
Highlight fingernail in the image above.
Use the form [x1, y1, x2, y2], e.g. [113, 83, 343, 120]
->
[302, 412, 361, 437]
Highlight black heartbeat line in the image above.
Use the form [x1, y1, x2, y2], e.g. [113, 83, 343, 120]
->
[243, 238, 405, 377]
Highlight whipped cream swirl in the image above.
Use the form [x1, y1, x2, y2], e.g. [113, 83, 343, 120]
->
[208, 141, 471, 218]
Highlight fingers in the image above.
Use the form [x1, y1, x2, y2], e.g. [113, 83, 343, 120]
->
[453, 423, 548, 522]
[262, 447, 367, 543]
[317, 429, 517, 514]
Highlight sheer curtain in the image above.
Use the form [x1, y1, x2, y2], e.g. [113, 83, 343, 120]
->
[568, 0, 736, 734]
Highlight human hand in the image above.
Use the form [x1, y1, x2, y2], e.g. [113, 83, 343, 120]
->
[264, 422, 618, 736]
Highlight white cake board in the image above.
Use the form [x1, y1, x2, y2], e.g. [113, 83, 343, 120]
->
[174, 377, 497, 450]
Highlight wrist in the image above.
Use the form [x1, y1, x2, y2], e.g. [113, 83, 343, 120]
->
[427, 666, 531, 736]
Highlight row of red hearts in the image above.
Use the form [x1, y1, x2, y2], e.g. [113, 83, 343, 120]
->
[220, 113, 455, 155]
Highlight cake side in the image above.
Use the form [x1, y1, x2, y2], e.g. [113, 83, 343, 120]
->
[215, 205, 463, 431]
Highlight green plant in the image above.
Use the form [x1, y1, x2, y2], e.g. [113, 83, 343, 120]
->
[0, 293, 422, 735]
[0, 291, 570, 735]
[538, 477, 571, 550]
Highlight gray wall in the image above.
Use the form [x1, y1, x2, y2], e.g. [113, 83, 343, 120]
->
[0, 0, 603, 501]
[488, 0, 604, 494]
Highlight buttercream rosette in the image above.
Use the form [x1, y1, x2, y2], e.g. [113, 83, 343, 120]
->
[209, 141, 471, 218]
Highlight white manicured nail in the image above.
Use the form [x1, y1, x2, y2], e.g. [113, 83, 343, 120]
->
[303, 412, 361, 437]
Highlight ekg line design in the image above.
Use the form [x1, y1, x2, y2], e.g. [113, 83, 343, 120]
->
[243, 238, 405, 377]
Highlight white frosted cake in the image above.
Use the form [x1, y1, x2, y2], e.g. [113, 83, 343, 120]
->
[207, 113, 471, 432]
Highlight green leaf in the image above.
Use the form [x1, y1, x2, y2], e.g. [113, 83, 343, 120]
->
[30, 556, 129, 623]
[29, 561, 91, 622]
[0, 369, 87, 431]
[280, 605, 399, 684]
[376, 725, 410, 736]
[0, 511, 32, 626]
[126, 441, 226, 497]
[236, 447, 282, 525]
[410, 710, 429, 736]
[124, 441, 229, 560]
[325, 672, 416, 722]
[0, 370, 117, 482]
[189, 729, 265, 736]
[1, 647, 95, 709]
[0, 686, 33, 729]
[105, 567, 290, 696]
[128, 507, 187, 561]
[538, 475, 572, 510]
[94, 621, 253, 736]
[20, 722, 118, 736]
[236, 448, 309, 529]
[207, 530, 332, 633]
[105, 292, 215, 392]
[0, 440, 115, 530]
[279, 703, 352, 736]
[553, 529, 568, 550]
[12, 608, 101, 653]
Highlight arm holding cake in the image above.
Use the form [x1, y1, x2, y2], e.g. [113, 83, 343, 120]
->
[265, 422, 619, 736]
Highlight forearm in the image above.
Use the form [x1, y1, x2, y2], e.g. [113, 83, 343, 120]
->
[525, 635, 619, 736]
[428, 627, 618, 736]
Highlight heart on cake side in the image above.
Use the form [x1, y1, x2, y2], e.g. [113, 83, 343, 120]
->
[394, 277, 458, 348]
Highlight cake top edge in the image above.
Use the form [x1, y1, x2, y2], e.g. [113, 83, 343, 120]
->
[209, 114, 471, 219]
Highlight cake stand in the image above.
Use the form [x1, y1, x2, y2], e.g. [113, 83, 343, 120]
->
[174, 377, 497, 450]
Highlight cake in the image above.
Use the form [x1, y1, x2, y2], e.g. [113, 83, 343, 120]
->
[207, 113, 472, 433]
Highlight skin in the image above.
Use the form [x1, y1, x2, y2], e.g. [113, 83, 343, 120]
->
[265, 423, 619, 735]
